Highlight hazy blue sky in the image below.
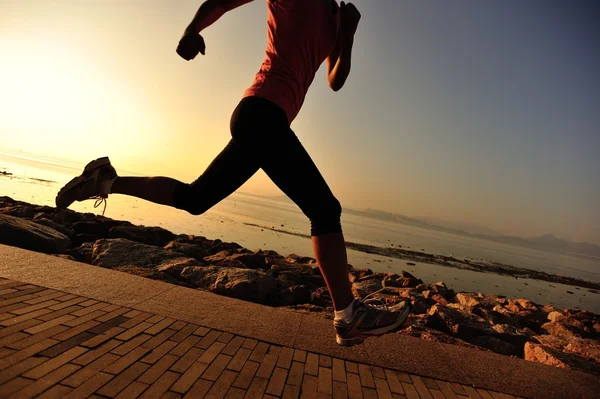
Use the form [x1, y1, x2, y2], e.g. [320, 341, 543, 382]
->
[1, 0, 598, 244]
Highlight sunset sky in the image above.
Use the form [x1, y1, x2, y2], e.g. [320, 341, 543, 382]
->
[1, 0, 598, 244]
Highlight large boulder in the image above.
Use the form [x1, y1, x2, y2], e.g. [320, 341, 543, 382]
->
[352, 276, 383, 298]
[163, 241, 208, 262]
[0, 214, 71, 254]
[204, 250, 267, 270]
[108, 225, 176, 247]
[268, 264, 325, 291]
[91, 238, 194, 269]
[525, 342, 600, 375]
[180, 266, 277, 305]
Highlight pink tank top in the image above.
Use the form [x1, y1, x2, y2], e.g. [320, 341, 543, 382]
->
[242, 0, 340, 124]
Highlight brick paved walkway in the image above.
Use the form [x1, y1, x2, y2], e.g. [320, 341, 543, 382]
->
[0, 278, 524, 399]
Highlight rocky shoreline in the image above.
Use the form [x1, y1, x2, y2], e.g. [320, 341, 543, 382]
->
[1, 196, 599, 376]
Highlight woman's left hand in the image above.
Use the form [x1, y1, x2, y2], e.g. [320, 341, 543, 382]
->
[340, 1, 361, 37]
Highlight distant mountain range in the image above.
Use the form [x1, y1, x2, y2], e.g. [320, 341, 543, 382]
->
[250, 193, 600, 258]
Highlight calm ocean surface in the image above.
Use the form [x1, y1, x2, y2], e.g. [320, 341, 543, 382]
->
[1, 152, 599, 313]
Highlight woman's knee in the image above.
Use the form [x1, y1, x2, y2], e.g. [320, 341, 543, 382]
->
[308, 196, 343, 236]
[172, 183, 208, 216]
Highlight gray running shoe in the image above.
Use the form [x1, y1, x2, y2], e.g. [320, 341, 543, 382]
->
[334, 297, 410, 347]
[55, 157, 117, 215]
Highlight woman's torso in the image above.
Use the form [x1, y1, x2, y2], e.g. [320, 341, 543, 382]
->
[242, 0, 340, 124]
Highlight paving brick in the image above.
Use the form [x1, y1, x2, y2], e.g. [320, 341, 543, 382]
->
[196, 330, 222, 349]
[318, 366, 333, 395]
[0, 318, 43, 339]
[171, 324, 199, 342]
[363, 387, 378, 399]
[436, 380, 460, 399]
[318, 354, 332, 368]
[81, 327, 126, 349]
[54, 293, 79, 302]
[384, 369, 404, 395]
[64, 371, 113, 399]
[169, 321, 187, 331]
[11, 299, 60, 316]
[37, 384, 74, 399]
[333, 380, 349, 399]
[0, 357, 47, 385]
[476, 388, 496, 399]
[241, 338, 258, 350]
[225, 386, 246, 399]
[170, 347, 204, 373]
[104, 346, 152, 374]
[375, 378, 393, 399]
[226, 347, 251, 372]
[114, 321, 153, 341]
[396, 372, 412, 384]
[141, 340, 178, 364]
[100, 304, 121, 313]
[161, 391, 182, 399]
[138, 354, 179, 385]
[171, 361, 209, 394]
[0, 293, 43, 309]
[305, 353, 319, 376]
[139, 371, 180, 399]
[142, 329, 177, 350]
[358, 364, 375, 388]
[401, 382, 421, 399]
[462, 385, 484, 399]
[24, 315, 76, 334]
[255, 352, 279, 380]
[145, 318, 176, 335]
[421, 377, 439, 391]
[23, 346, 88, 379]
[63, 353, 120, 388]
[98, 361, 151, 397]
[0, 332, 28, 347]
[300, 374, 318, 399]
[245, 376, 269, 399]
[71, 301, 109, 316]
[332, 358, 346, 382]
[282, 384, 301, 399]
[0, 308, 52, 327]
[182, 378, 212, 399]
[448, 382, 468, 396]
[265, 366, 287, 396]
[48, 297, 87, 310]
[430, 389, 447, 399]
[112, 334, 152, 356]
[293, 349, 307, 363]
[0, 302, 30, 315]
[192, 326, 210, 336]
[202, 353, 232, 381]
[64, 310, 107, 328]
[221, 336, 245, 356]
[0, 376, 34, 398]
[23, 291, 65, 304]
[411, 375, 434, 399]
[1, 286, 46, 298]
[119, 312, 154, 329]
[217, 332, 234, 344]
[72, 339, 122, 366]
[287, 361, 304, 387]
[276, 347, 294, 370]
[39, 332, 95, 358]
[170, 335, 201, 357]
[88, 315, 129, 335]
[95, 307, 131, 323]
[53, 319, 100, 340]
[346, 372, 363, 399]
[36, 305, 85, 322]
[124, 309, 143, 318]
[0, 338, 58, 371]
[247, 342, 269, 363]
[114, 381, 149, 399]
[198, 341, 226, 364]
[204, 369, 237, 399]
[9, 363, 80, 399]
[232, 360, 259, 389]
[0, 347, 16, 359]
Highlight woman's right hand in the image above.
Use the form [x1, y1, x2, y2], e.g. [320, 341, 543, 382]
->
[340, 1, 361, 37]
[176, 30, 206, 61]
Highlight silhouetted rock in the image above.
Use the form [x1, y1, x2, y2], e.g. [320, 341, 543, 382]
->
[108, 225, 176, 247]
[180, 266, 277, 305]
[0, 214, 71, 254]
[91, 238, 192, 269]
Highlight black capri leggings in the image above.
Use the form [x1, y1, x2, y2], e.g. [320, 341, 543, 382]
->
[172, 96, 342, 236]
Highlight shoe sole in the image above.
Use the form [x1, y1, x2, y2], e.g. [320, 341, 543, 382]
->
[336, 304, 411, 347]
[55, 157, 111, 208]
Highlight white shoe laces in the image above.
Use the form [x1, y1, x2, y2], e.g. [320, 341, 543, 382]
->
[92, 196, 107, 216]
